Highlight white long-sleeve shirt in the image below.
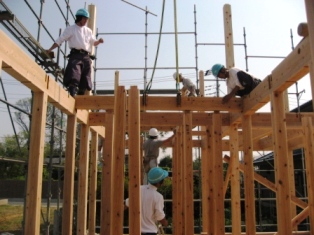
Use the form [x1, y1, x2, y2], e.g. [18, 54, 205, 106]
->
[55, 24, 97, 53]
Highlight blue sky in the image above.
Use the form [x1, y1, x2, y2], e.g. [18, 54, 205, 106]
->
[0, 0, 309, 138]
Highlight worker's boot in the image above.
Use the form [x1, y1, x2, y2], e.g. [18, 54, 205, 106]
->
[68, 85, 77, 97]
[77, 88, 86, 95]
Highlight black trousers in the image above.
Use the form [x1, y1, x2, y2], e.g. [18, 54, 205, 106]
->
[63, 52, 92, 91]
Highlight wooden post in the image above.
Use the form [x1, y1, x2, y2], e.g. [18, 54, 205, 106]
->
[201, 127, 209, 233]
[24, 92, 48, 235]
[110, 86, 126, 235]
[212, 113, 224, 235]
[128, 86, 141, 234]
[62, 114, 77, 235]
[301, 117, 314, 231]
[77, 124, 91, 235]
[229, 124, 241, 235]
[242, 115, 256, 234]
[288, 150, 297, 231]
[271, 92, 292, 234]
[183, 111, 194, 235]
[207, 123, 215, 235]
[100, 111, 114, 235]
[223, 4, 235, 68]
[88, 131, 98, 235]
[172, 126, 183, 235]
[305, 0, 314, 105]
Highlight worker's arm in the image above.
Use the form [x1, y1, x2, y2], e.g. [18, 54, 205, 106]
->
[46, 43, 59, 53]
[93, 38, 104, 46]
[158, 217, 168, 227]
[162, 131, 176, 145]
[222, 86, 240, 104]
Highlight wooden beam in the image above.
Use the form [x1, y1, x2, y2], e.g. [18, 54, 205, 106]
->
[127, 86, 141, 234]
[24, 92, 48, 235]
[242, 115, 256, 234]
[301, 117, 314, 230]
[100, 111, 114, 235]
[62, 114, 77, 235]
[271, 92, 292, 234]
[110, 86, 126, 235]
[77, 124, 90, 235]
[88, 131, 98, 234]
[183, 111, 194, 235]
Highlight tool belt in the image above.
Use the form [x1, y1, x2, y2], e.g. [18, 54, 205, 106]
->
[70, 48, 89, 55]
[69, 49, 96, 60]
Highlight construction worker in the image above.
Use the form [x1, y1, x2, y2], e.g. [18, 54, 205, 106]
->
[143, 128, 175, 184]
[125, 167, 169, 235]
[211, 63, 261, 104]
[173, 72, 197, 97]
[46, 8, 104, 97]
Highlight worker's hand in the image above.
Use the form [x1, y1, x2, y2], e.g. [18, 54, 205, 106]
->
[222, 94, 232, 104]
[98, 38, 104, 43]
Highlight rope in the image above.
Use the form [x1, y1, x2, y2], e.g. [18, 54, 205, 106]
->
[173, 0, 180, 92]
[145, 0, 166, 93]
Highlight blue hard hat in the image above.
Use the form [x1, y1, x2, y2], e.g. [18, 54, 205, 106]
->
[76, 8, 90, 18]
[148, 167, 168, 184]
[211, 63, 225, 77]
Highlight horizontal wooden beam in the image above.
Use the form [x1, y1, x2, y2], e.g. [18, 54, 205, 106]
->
[0, 29, 104, 137]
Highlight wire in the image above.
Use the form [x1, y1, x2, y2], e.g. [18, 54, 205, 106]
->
[145, 0, 166, 93]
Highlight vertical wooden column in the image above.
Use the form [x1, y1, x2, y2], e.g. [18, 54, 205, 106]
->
[110, 86, 126, 235]
[88, 131, 98, 235]
[62, 114, 77, 235]
[128, 86, 141, 234]
[229, 124, 241, 235]
[77, 124, 91, 234]
[24, 92, 48, 235]
[223, 4, 235, 68]
[301, 117, 314, 232]
[172, 126, 183, 235]
[201, 126, 209, 233]
[242, 115, 256, 234]
[100, 111, 113, 235]
[212, 113, 224, 235]
[271, 92, 292, 234]
[206, 122, 215, 235]
[304, 0, 314, 106]
[183, 111, 194, 235]
[288, 151, 297, 231]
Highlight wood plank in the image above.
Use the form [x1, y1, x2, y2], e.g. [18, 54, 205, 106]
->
[88, 131, 98, 234]
[24, 92, 48, 235]
[100, 111, 114, 235]
[301, 117, 314, 231]
[271, 92, 292, 234]
[77, 124, 90, 235]
[127, 86, 141, 234]
[242, 115, 256, 234]
[110, 86, 126, 235]
[229, 124, 241, 235]
[183, 111, 194, 235]
[62, 114, 77, 235]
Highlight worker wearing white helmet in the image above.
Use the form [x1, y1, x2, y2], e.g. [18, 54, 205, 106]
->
[173, 72, 197, 97]
[142, 128, 176, 184]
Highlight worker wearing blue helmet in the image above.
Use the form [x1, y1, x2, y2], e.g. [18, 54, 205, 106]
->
[211, 64, 261, 103]
[125, 167, 169, 234]
[47, 8, 104, 97]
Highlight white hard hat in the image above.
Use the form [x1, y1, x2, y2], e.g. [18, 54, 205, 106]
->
[173, 72, 181, 80]
[149, 128, 158, 137]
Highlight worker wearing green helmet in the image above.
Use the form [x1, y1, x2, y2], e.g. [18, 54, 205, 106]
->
[125, 167, 169, 235]
[46, 8, 104, 97]
[211, 63, 261, 103]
